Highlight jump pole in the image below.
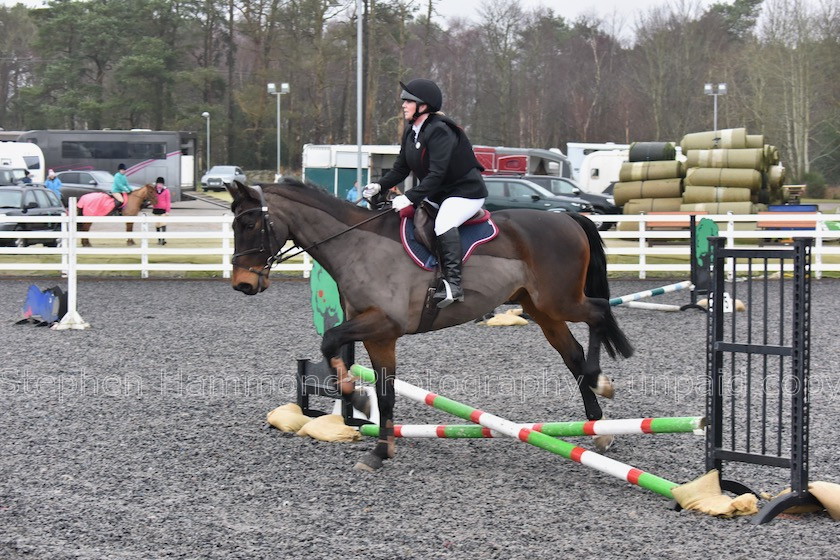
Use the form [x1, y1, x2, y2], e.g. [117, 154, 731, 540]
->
[359, 416, 705, 439]
[609, 280, 692, 307]
[350, 364, 679, 499]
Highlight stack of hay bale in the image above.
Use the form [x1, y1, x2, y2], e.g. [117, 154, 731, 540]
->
[614, 142, 685, 230]
[679, 127, 785, 213]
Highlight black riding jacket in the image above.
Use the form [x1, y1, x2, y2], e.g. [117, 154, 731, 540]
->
[378, 114, 487, 205]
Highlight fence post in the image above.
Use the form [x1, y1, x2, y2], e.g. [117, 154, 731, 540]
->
[222, 214, 231, 279]
[639, 214, 646, 280]
[140, 213, 149, 279]
[53, 197, 90, 330]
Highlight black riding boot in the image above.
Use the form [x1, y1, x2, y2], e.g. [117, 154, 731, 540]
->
[157, 225, 167, 245]
[433, 227, 464, 308]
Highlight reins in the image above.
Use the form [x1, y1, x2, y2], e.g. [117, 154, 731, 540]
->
[231, 185, 390, 288]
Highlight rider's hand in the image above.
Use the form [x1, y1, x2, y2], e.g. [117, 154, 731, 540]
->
[362, 182, 381, 199]
[391, 195, 411, 212]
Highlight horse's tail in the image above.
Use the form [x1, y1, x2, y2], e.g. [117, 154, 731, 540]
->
[569, 213, 634, 360]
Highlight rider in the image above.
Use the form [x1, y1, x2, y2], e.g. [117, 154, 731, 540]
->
[111, 163, 132, 207]
[363, 78, 487, 308]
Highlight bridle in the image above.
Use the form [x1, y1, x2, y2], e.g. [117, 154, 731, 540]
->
[230, 185, 389, 291]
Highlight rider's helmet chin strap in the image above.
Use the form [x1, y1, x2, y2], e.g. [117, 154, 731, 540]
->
[408, 104, 430, 125]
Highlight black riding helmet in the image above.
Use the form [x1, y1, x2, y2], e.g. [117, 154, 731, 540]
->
[400, 78, 442, 123]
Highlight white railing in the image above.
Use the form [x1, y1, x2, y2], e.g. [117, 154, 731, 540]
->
[2, 210, 839, 279]
[0, 204, 312, 278]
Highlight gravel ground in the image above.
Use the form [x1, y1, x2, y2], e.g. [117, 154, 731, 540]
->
[1, 276, 838, 559]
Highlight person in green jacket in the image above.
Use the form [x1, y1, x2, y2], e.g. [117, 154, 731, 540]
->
[111, 163, 131, 206]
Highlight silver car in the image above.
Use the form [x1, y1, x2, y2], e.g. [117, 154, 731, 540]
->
[200, 165, 247, 191]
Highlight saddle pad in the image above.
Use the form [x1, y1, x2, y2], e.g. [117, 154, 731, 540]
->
[400, 215, 498, 271]
[77, 192, 125, 216]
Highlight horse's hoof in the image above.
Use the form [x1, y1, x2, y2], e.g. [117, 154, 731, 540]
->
[593, 434, 615, 453]
[595, 374, 614, 399]
[353, 452, 383, 472]
[350, 389, 371, 418]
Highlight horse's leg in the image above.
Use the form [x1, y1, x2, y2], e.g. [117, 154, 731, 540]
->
[126, 221, 135, 245]
[320, 308, 401, 471]
[78, 222, 91, 247]
[355, 338, 397, 472]
[521, 299, 615, 452]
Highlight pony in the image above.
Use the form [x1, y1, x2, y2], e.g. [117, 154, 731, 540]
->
[76, 184, 158, 247]
[228, 178, 633, 472]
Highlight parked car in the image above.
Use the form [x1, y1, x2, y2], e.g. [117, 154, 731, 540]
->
[0, 185, 65, 247]
[200, 165, 247, 191]
[0, 166, 18, 186]
[54, 170, 140, 206]
[516, 174, 619, 230]
[483, 176, 595, 216]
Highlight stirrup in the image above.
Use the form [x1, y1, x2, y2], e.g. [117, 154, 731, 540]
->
[434, 279, 463, 309]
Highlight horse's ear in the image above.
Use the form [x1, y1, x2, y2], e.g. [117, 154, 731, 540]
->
[227, 180, 257, 201]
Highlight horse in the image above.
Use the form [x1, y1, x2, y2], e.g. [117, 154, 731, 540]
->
[227, 178, 633, 472]
[76, 184, 158, 247]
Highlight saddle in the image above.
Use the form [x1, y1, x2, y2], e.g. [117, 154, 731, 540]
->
[399, 201, 498, 332]
[399, 201, 497, 271]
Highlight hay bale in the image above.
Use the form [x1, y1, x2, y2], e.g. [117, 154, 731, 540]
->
[685, 168, 763, 191]
[628, 142, 676, 162]
[619, 161, 684, 182]
[682, 186, 752, 204]
[679, 201, 755, 214]
[684, 148, 765, 171]
[623, 197, 684, 213]
[614, 178, 683, 206]
[680, 128, 747, 151]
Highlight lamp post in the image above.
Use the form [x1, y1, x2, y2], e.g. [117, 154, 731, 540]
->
[267, 82, 290, 178]
[201, 111, 210, 172]
[703, 83, 727, 134]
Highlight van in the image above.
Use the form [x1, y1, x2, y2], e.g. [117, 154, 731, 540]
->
[577, 149, 628, 194]
[0, 141, 46, 183]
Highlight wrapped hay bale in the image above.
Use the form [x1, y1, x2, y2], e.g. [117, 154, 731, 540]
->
[764, 145, 780, 166]
[619, 160, 684, 182]
[628, 141, 677, 162]
[623, 197, 684, 213]
[679, 201, 755, 214]
[746, 134, 765, 149]
[683, 186, 752, 204]
[685, 168, 763, 191]
[767, 165, 786, 189]
[684, 148, 765, 171]
[680, 128, 747, 151]
[613, 178, 683, 206]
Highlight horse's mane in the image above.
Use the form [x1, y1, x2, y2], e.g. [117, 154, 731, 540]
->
[263, 177, 371, 211]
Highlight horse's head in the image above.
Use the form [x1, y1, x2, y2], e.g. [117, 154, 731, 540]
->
[228, 181, 287, 295]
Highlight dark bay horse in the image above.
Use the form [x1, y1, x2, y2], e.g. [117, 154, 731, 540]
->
[228, 179, 633, 471]
[76, 184, 158, 247]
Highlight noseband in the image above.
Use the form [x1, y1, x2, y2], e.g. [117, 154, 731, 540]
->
[231, 185, 389, 291]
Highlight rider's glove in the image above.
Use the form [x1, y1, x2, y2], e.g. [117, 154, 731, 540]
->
[362, 183, 381, 199]
[391, 195, 412, 212]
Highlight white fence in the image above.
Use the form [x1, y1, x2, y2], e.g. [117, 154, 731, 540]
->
[2, 210, 839, 280]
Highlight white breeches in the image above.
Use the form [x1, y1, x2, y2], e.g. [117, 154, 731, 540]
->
[431, 197, 486, 236]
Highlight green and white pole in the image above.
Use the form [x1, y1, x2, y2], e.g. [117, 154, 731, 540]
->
[609, 280, 692, 307]
[360, 416, 705, 439]
[350, 364, 679, 499]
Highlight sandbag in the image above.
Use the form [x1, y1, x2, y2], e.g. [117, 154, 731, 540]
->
[619, 161, 684, 182]
[267, 403, 312, 433]
[745, 134, 765, 149]
[679, 201, 755, 214]
[623, 197, 684, 213]
[614, 178, 683, 206]
[685, 168, 763, 191]
[680, 128, 747, 151]
[682, 186, 752, 204]
[672, 470, 758, 518]
[628, 142, 676, 162]
[296, 414, 361, 442]
[684, 148, 765, 171]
